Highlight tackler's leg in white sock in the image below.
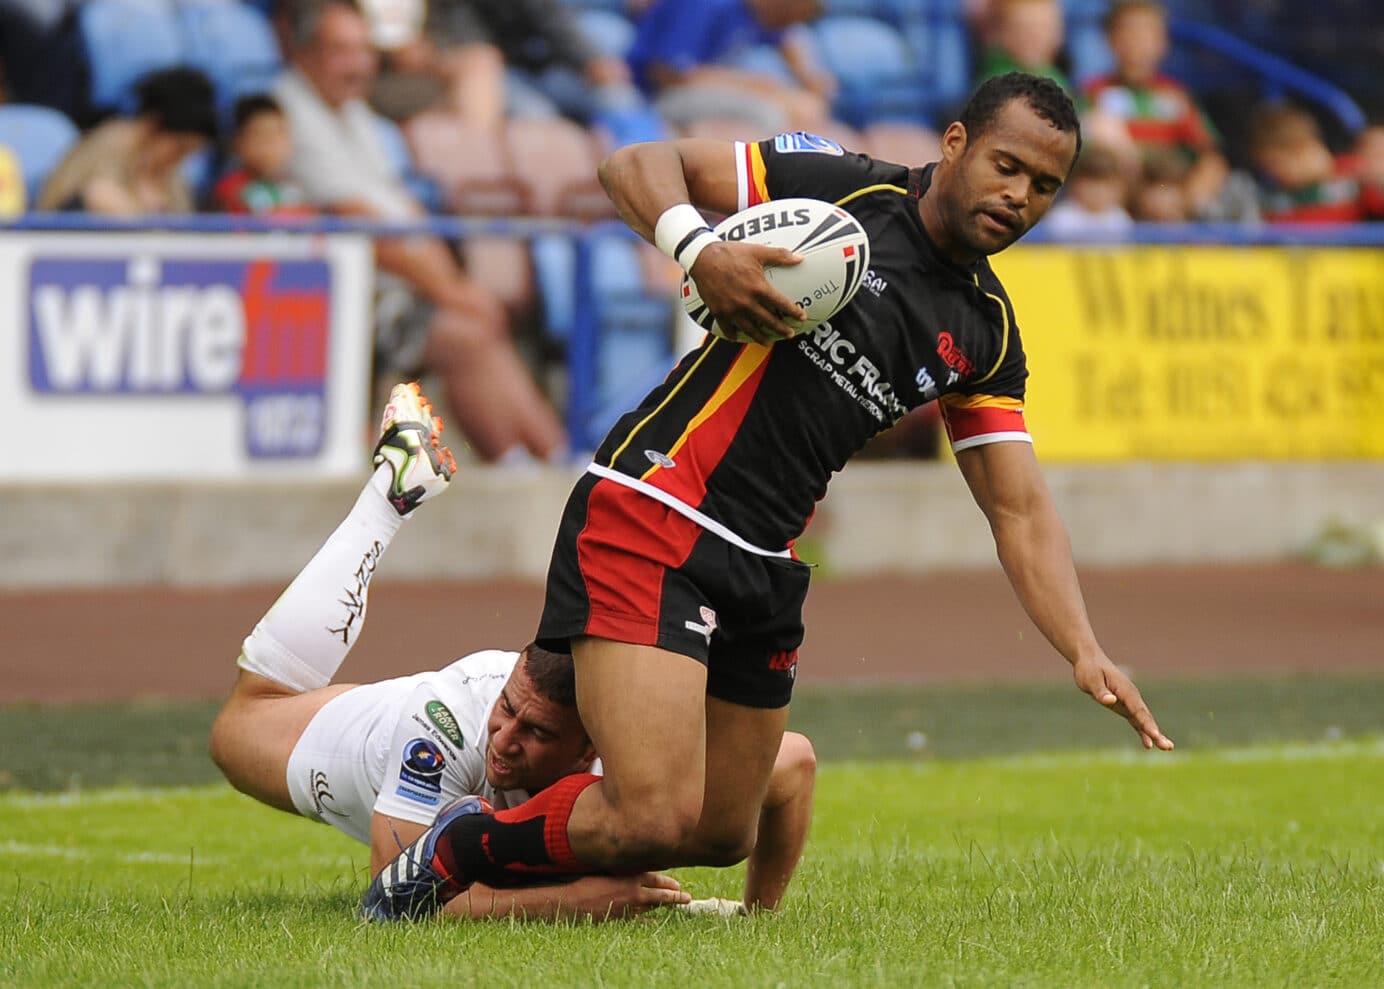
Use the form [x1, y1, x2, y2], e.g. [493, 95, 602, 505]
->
[209, 383, 457, 812]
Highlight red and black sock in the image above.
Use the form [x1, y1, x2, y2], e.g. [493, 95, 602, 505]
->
[431, 773, 600, 887]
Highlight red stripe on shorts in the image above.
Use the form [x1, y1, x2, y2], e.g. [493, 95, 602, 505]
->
[575, 479, 703, 644]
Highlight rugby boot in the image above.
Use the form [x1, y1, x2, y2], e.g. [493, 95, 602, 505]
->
[372, 381, 456, 516]
[360, 795, 493, 922]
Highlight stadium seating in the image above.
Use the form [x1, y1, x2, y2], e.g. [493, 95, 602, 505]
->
[404, 111, 527, 215]
[573, 7, 638, 60]
[0, 105, 81, 205]
[79, 0, 185, 114]
[503, 118, 614, 220]
[809, 15, 925, 128]
[861, 120, 942, 165]
[175, 0, 283, 115]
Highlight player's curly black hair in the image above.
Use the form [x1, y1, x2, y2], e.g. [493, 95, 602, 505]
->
[958, 72, 1082, 155]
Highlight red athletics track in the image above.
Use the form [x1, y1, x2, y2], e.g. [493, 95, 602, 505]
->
[1, 563, 1380, 704]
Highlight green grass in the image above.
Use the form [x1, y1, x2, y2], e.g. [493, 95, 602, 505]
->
[6, 674, 1384, 792]
[3, 678, 1383, 986]
[2, 743, 1382, 987]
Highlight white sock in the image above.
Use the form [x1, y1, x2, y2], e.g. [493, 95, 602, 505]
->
[238, 465, 405, 692]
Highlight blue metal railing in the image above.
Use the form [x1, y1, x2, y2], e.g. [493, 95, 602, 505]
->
[1169, 18, 1368, 137]
[4, 212, 1381, 452]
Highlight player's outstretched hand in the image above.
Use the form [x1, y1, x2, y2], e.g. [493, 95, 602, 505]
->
[560, 872, 691, 922]
[690, 241, 805, 345]
[1072, 654, 1175, 751]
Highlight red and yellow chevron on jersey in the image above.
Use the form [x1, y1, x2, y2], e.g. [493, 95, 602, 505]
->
[939, 394, 1030, 452]
[593, 135, 1031, 554]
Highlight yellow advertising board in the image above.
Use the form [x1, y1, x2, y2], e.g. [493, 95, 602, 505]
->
[989, 245, 1384, 461]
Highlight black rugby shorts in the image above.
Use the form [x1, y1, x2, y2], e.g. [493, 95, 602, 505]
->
[536, 472, 810, 709]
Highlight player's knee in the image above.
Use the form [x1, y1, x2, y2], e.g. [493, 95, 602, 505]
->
[607, 796, 702, 862]
[207, 703, 241, 779]
[689, 829, 757, 868]
[781, 731, 818, 786]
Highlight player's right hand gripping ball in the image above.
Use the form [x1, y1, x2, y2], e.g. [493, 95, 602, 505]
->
[680, 197, 870, 343]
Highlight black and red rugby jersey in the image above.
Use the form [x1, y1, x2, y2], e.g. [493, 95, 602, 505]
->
[591, 133, 1032, 553]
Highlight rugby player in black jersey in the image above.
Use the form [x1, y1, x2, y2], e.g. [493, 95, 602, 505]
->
[362, 72, 1175, 921]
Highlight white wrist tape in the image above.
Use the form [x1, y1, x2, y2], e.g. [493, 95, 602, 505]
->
[654, 203, 719, 272]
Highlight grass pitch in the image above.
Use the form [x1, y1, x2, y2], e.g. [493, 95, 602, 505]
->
[4, 739, 1382, 988]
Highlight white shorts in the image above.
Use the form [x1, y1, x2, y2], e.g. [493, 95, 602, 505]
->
[285, 685, 392, 846]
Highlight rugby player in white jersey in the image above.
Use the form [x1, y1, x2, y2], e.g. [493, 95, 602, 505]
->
[209, 383, 815, 921]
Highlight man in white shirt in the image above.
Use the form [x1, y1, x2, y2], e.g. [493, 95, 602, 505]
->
[272, 0, 565, 464]
[210, 383, 815, 920]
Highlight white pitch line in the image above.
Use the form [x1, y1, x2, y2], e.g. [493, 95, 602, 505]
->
[0, 840, 227, 865]
[987, 736, 1384, 770]
[0, 785, 221, 810]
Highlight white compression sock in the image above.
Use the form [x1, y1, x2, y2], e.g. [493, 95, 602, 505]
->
[237, 465, 405, 692]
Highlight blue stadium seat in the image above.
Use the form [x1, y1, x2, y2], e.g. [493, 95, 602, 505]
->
[574, 8, 637, 59]
[810, 16, 925, 127]
[722, 44, 796, 85]
[175, 0, 284, 114]
[821, 0, 883, 16]
[79, 0, 185, 113]
[0, 105, 80, 205]
[1067, 20, 1115, 85]
[896, 12, 971, 119]
[558, 0, 629, 12]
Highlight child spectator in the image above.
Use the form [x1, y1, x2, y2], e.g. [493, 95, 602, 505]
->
[1351, 124, 1384, 219]
[976, 0, 1071, 94]
[1044, 142, 1132, 237]
[1082, 0, 1229, 218]
[37, 66, 217, 214]
[213, 94, 312, 215]
[1249, 104, 1374, 223]
[1130, 150, 1190, 222]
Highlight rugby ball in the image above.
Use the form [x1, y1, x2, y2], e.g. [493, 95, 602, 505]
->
[680, 198, 870, 342]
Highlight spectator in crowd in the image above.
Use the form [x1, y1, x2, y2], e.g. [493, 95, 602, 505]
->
[36, 67, 217, 214]
[1349, 123, 1384, 218]
[1044, 142, 1133, 237]
[1082, 0, 1230, 219]
[975, 0, 1071, 94]
[275, 0, 566, 463]
[349, 0, 507, 130]
[427, 0, 643, 126]
[0, 144, 23, 217]
[1248, 103, 1382, 223]
[0, 61, 22, 217]
[351, 0, 640, 131]
[212, 93, 312, 216]
[627, 0, 835, 135]
[1129, 150, 1191, 222]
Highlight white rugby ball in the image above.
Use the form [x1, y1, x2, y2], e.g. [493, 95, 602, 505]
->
[680, 197, 870, 342]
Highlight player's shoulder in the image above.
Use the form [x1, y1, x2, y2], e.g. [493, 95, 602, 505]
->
[752, 131, 911, 207]
[442, 649, 522, 680]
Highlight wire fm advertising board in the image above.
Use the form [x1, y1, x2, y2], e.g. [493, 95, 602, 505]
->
[0, 233, 374, 480]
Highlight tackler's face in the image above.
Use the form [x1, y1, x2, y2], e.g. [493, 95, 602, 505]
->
[484, 661, 595, 793]
[941, 98, 1077, 259]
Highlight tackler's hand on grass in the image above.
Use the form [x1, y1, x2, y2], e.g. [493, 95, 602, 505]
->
[1073, 653, 1175, 751]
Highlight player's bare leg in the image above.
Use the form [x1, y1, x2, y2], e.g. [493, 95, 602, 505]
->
[210, 673, 357, 812]
[210, 383, 455, 811]
[561, 639, 710, 864]
[676, 696, 788, 868]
